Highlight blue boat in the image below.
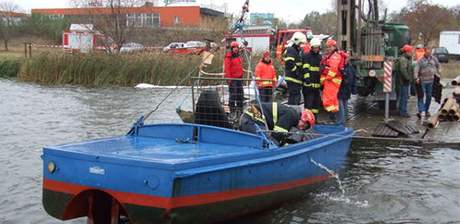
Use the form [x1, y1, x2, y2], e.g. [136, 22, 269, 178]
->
[42, 122, 353, 223]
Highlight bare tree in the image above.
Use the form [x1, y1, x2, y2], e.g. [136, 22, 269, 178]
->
[400, 1, 458, 46]
[0, 1, 21, 51]
[70, 0, 144, 53]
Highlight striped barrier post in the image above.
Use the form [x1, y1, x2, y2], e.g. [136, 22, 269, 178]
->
[383, 60, 393, 121]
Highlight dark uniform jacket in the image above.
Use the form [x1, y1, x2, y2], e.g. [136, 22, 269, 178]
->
[284, 45, 303, 85]
[301, 51, 322, 89]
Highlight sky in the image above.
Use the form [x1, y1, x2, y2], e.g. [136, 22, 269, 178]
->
[13, 0, 460, 23]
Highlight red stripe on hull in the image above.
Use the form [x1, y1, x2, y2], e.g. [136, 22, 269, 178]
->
[44, 175, 330, 209]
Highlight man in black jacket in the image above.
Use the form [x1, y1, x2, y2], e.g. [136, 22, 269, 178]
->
[239, 102, 315, 145]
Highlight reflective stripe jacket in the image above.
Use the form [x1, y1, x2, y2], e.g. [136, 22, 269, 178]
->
[224, 52, 243, 79]
[320, 50, 347, 112]
[301, 51, 322, 89]
[283, 45, 303, 85]
[255, 60, 277, 88]
[245, 102, 299, 133]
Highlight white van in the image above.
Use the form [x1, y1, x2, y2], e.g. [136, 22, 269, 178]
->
[439, 31, 460, 56]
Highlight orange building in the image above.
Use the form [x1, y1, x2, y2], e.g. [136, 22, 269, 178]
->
[31, 5, 224, 28]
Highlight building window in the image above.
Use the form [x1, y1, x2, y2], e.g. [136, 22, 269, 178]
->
[174, 16, 181, 25]
[126, 13, 160, 28]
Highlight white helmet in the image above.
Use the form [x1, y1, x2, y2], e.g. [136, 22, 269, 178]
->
[291, 32, 307, 45]
[310, 38, 321, 48]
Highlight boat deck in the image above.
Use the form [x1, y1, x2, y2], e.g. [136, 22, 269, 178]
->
[49, 136, 262, 165]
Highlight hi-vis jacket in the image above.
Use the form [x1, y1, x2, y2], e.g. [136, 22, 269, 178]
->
[255, 60, 277, 88]
[244, 102, 299, 133]
[283, 45, 303, 85]
[301, 51, 322, 89]
[320, 50, 348, 112]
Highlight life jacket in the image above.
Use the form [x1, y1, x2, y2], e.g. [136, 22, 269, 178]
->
[224, 52, 243, 79]
[255, 60, 277, 88]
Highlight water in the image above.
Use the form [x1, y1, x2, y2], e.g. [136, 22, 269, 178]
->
[1, 79, 460, 224]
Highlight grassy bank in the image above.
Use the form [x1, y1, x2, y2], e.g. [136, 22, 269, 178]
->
[442, 61, 460, 79]
[17, 52, 224, 87]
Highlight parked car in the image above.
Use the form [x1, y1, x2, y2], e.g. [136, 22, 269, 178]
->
[184, 41, 206, 48]
[432, 47, 449, 63]
[163, 42, 186, 52]
[120, 42, 144, 53]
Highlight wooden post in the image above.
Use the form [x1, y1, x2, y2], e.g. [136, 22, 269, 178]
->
[28, 43, 32, 58]
[24, 42, 28, 58]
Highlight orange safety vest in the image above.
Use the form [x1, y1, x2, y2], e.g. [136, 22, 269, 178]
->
[255, 60, 277, 88]
[320, 51, 347, 112]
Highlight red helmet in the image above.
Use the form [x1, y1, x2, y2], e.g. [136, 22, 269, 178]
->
[230, 41, 239, 48]
[401, 44, 413, 53]
[301, 109, 315, 128]
[325, 39, 337, 48]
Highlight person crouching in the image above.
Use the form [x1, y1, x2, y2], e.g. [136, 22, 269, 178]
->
[239, 102, 315, 146]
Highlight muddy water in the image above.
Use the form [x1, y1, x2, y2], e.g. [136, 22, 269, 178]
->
[1, 79, 459, 224]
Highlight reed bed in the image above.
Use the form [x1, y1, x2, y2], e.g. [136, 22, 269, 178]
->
[18, 52, 224, 87]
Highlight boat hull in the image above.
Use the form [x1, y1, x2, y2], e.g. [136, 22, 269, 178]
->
[42, 124, 352, 223]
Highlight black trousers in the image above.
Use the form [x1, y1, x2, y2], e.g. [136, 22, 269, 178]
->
[303, 88, 321, 114]
[258, 87, 273, 102]
[287, 82, 302, 105]
[229, 80, 244, 112]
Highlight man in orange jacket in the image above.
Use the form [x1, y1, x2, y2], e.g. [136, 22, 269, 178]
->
[320, 39, 347, 114]
[255, 51, 277, 102]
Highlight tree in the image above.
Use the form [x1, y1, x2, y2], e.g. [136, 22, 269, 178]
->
[70, 0, 144, 53]
[0, 1, 22, 51]
[399, 1, 460, 46]
[300, 11, 337, 35]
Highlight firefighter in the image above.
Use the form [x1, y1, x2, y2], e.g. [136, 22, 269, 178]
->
[224, 41, 244, 117]
[284, 32, 307, 105]
[301, 37, 322, 116]
[300, 31, 314, 55]
[239, 102, 315, 145]
[255, 51, 277, 102]
[320, 39, 347, 114]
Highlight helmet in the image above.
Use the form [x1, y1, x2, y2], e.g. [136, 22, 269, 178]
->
[310, 38, 321, 48]
[306, 31, 314, 40]
[416, 44, 424, 49]
[325, 39, 337, 48]
[263, 51, 270, 58]
[230, 41, 239, 48]
[300, 109, 315, 129]
[401, 44, 413, 53]
[291, 32, 307, 45]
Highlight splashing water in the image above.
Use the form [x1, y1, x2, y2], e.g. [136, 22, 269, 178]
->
[310, 158, 345, 195]
[310, 158, 369, 208]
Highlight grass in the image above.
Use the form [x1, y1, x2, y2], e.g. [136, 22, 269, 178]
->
[17, 52, 225, 87]
[442, 61, 460, 79]
[0, 57, 22, 78]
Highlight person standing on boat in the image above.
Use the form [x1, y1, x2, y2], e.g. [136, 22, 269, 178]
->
[255, 51, 277, 102]
[224, 41, 244, 117]
[239, 102, 315, 145]
[284, 32, 307, 105]
[301, 37, 322, 117]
